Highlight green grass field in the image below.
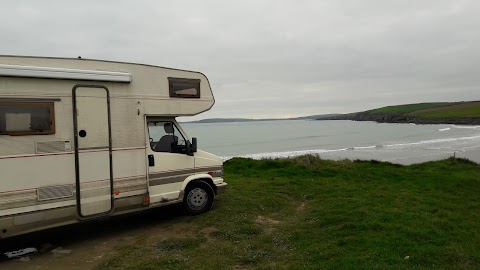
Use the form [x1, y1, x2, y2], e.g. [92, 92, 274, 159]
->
[96, 156, 480, 270]
[412, 105, 480, 118]
[370, 103, 449, 114]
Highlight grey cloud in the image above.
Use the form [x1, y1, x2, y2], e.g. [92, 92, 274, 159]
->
[1, 0, 479, 119]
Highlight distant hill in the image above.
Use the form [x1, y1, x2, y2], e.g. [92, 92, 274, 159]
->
[288, 114, 341, 120]
[182, 114, 340, 123]
[320, 101, 480, 125]
[183, 118, 277, 124]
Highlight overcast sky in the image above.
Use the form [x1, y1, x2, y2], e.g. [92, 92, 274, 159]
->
[1, 1, 479, 119]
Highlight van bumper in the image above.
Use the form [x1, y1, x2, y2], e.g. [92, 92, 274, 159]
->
[215, 182, 228, 194]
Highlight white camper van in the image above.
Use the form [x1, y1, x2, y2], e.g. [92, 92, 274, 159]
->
[0, 56, 227, 239]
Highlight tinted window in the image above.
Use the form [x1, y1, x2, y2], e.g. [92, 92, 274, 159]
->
[0, 102, 55, 135]
[168, 77, 200, 98]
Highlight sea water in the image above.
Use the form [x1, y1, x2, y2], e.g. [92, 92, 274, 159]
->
[181, 120, 480, 164]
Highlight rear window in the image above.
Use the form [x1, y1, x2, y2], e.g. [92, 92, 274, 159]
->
[168, 77, 201, 98]
[0, 102, 55, 135]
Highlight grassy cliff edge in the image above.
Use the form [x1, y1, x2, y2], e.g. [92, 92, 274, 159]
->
[321, 101, 480, 125]
[96, 156, 480, 270]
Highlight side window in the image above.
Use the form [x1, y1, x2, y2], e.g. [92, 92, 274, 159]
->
[0, 102, 55, 135]
[168, 77, 200, 98]
[148, 121, 187, 154]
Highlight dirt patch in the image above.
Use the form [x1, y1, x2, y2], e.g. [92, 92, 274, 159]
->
[297, 202, 306, 212]
[254, 215, 282, 235]
[0, 204, 188, 270]
[0, 232, 132, 270]
[255, 215, 281, 225]
[198, 226, 218, 241]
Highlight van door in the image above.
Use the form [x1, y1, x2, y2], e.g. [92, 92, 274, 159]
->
[146, 119, 194, 204]
[73, 85, 114, 218]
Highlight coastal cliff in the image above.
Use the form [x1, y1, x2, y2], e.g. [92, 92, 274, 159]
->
[320, 101, 480, 125]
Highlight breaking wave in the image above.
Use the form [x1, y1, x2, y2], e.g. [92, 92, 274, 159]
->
[222, 148, 348, 161]
[452, 125, 480, 129]
[222, 134, 480, 161]
[385, 135, 480, 148]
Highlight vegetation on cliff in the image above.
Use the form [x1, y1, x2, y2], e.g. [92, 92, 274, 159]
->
[322, 101, 480, 125]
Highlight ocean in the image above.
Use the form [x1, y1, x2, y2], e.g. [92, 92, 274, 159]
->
[181, 120, 480, 165]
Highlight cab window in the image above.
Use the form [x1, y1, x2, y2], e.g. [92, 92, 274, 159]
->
[148, 121, 187, 154]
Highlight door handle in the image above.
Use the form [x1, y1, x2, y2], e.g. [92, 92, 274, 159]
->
[148, 155, 155, 167]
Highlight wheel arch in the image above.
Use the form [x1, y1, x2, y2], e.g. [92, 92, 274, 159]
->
[181, 174, 216, 194]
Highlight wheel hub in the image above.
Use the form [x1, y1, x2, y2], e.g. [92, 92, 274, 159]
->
[187, 188, 208, 210]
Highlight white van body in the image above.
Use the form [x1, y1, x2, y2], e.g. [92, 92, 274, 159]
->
[0, 56, 226, 238]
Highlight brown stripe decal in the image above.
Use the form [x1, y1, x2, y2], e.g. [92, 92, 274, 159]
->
[195, 166, 222, 172]
[149, 175, 188, 186]
[195, 166, 223, 177]
[149, 169, 196, 179]
[148, 166, 222, 187]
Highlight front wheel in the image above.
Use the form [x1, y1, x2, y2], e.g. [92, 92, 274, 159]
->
[183, 180, 215, 215]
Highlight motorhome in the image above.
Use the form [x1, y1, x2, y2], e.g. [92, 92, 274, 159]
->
[0, 56, 227, 239]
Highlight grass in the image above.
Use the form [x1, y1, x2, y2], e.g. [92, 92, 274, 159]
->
[96, 156, 480, 270]
[370, 103, 449, 114]
[412, 105, 480, 118]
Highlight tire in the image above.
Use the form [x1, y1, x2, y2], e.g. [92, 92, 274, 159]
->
[183, 180, 215, 215]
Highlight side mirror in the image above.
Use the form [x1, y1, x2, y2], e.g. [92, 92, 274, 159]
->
[191, 137, 198, 153]
[187, 137, 198, 156]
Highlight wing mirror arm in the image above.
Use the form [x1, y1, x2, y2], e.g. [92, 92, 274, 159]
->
[192, 137, 197, 153]
[187, 137, 198, 156]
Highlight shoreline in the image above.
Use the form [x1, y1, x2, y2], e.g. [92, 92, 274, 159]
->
[223, 146, 480, 165]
